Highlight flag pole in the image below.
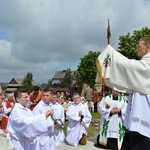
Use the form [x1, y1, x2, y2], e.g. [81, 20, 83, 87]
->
[107, 19, 111, 45]
[101, 19, 111, 97]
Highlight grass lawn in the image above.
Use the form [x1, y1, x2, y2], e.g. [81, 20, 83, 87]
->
[63, 112, 100, 138]
[91, 112, 100, 119]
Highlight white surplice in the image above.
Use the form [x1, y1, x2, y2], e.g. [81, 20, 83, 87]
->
[124, 92, 150, 138]
[99, 94, 127, 149]
[66, 102, 91, 146]
[51, 102, 65, 146]
[96, 45, 150, 138]
[7, 103, 51, 150]
[32, 100, 56, 150]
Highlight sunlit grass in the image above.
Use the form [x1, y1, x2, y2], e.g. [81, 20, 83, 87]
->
[91, 112, 101, 119]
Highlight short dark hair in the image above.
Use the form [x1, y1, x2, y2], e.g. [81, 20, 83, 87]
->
[51, 90, 57, 96]
[34, 85, 40, 90]
[42, 87, 52, 93]
[14, 88, 28, 100]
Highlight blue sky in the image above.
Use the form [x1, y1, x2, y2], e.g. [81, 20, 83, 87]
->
[0, 0, 150, 84]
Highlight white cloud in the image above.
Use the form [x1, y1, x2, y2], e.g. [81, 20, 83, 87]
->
[0, 0, 150, 83]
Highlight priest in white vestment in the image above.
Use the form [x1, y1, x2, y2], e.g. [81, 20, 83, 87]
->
[7, 88, 54, 150]
[96, 88, 127, 150]
[66, 93, 92, 146]
[33, 88, 56, 150]
[96, 37, 150, 150]
[51, 92, 65, 146]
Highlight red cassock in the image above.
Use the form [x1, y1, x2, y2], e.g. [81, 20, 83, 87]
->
[30, 91, 42, 111]
[1, 100, 15, 130]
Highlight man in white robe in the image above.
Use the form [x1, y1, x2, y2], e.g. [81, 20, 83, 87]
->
[95, 88, 127, 150]
[51, 92, 65, 146]
[7, 88, 54, 150]
[33, 87, 56, 150]
[66, 93, 92, 146]
[96, 37, 150, 150]
[0, 86, 15, 150]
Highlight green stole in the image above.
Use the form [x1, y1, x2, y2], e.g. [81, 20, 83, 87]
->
[99, 94, 126, 150]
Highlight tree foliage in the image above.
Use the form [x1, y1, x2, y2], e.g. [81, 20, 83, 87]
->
[76, 51, 100, 92]
[21, 72, 34, 93]
[0, 83, 7, 91]
[60, 68, 73, 88]
[47, 79, 53, 87]
[118, 27, 150, 59]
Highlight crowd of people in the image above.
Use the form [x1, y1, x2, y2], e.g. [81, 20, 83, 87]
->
[0, 85, 93, 150]
[0, 83, 126, 150]
[0, 36, 149, 150]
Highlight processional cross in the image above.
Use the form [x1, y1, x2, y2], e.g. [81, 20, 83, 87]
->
[107, 19, 111, 45]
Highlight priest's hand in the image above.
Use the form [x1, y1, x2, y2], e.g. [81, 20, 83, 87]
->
[114, 107, 121, 113]
[111, 107, 121, 114]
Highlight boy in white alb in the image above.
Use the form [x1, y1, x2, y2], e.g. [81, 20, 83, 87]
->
[51, 92, 65, 146]
[33, 88, 56, 150]
[66, 93, 92, 146]
[7, 88, 54, 150]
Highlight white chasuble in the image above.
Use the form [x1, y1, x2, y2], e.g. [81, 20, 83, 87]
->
[96, 45, 150, 94]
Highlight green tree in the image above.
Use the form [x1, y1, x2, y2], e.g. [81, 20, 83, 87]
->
[60, 68, 73, 88]
[0, 83, 7, 91]
[47, 79, 53, 87]
[21, 72, 34, 93]
[118, 27, 150, 59]
[76, 51, 100, 92]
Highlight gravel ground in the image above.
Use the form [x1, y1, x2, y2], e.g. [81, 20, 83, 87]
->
[56, 139, 109, 150]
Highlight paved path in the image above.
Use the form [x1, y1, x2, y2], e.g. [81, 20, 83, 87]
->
[57, 139, 109, 150]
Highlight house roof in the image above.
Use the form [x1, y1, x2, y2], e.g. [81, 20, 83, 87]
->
[52, 70, 77, 79]
[5, 78, 40, 93]
[52, 71, 66, 79]
[5, 88, 18, 92]
[52, 79, 61, 85]
[7, 78, 40, 87]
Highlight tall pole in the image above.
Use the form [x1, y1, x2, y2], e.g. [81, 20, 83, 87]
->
[107, 19, 111, 45]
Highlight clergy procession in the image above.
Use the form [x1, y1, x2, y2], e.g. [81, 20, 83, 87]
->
[0, 36, 150, 150]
